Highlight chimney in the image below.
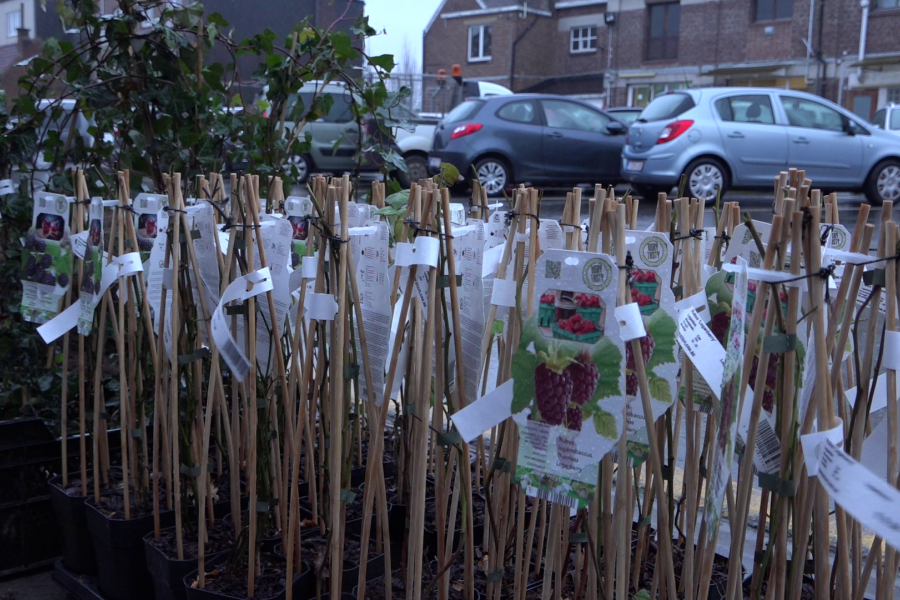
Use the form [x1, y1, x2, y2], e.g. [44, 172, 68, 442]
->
[17, 27, 30, 55]
[16, 3, 28, 54]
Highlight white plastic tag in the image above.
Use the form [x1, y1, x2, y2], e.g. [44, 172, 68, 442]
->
[210, 268, 274, 382]
[722, 263, 803, 287]
[800, 419, 844, 476]
[394, 236, 440, 268]
[482, 245, 504, 279]
[302, 256, 318, 279]
[37, 252, 143, 343]
[0, 179, 14, 195]
[674, 290, 710, 322]
[490, 278, 517, 308]
[305, 292, 339, 321]
[882, 330, 900, 371]
[816, 439, 900, 552]
[450, 379, 514, 443]
[615, 303, 646, 341]
[676, 308, 727, 398]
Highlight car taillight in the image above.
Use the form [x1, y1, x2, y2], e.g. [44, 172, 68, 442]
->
[656, 120, 693, 144]
[451, 123, 482, 139]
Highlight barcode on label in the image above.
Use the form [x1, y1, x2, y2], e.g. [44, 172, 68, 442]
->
[525, 485, 578, 509]
[754, 416, 782, 474]
[608, 449, 634, 467]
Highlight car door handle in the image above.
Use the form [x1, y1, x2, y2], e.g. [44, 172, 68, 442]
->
[546, 131, 564, 138]
[793, 137, 810, 144]
[727, 131, 744, 139]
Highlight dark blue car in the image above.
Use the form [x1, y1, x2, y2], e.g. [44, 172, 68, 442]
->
[429, 94, 626, 196]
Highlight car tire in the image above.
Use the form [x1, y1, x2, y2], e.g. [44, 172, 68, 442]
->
[633, 185, 670, 201]
[402, 154, 429, 187]
[681, 157, 728, 204]
[864, 159, 900, 206]
[289, 153, 313, 184]
[474, 157, 511, 197]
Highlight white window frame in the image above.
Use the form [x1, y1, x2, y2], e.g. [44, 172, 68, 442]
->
[468, 24, 492, 63]
[888, 87, 900, 105]
[570, 26, 598, 54]
[7, 9, 21, 38]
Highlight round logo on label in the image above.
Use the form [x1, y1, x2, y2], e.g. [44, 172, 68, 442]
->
[583, 258, 612, 291]
[639, 236, 668, 267]
[56, 196, 68, 214]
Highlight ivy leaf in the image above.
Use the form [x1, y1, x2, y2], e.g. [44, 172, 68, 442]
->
[590, 337, 623, 402]
[368, 54, 395, 72]
[511, 349, 537, 414]
[649, 374, 673, 404]
[519, 314, 547, 354]
[384, 189, 409, 209]
[437, 163, 460, 188]
[645, 309, 677, 371]
[592, 410, 617, 439]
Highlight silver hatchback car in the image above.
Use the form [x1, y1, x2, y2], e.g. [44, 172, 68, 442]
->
[621, 87, 900, 204]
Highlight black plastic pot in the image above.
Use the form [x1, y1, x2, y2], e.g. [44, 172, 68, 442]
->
[48, 474, 98, 575]
[182, 553, 309, 600]
[85, 499, 175, 600]
[144, 529, 232, 600]
[223, 511, 281, 553]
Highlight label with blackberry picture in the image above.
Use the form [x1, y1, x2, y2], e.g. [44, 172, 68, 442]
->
[133, 193, 168, 267]
[77, 198, 104, 336]
[284, 196, 313, 270]
[21, 193, 72, 324]
[618, 232, 679, 466]
[512, 249, 626, 510]
[703, 256, 748, 541]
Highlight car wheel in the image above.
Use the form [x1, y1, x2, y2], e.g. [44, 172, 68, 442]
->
[404, 154, 429, 185]
[865, 159, 900, 205]
[475, 157, 510, 197]
[289, 154, 313, 184]
[682, 157, 728, 203]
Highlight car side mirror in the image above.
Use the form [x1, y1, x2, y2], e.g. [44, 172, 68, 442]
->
[844, 119, 858, 136]
[607, 121, 626, 135]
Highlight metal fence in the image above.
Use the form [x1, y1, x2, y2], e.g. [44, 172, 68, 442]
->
[372, 71, 463, 117]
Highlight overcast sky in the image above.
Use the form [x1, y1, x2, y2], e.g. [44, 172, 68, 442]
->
[364, 0, 442, 71]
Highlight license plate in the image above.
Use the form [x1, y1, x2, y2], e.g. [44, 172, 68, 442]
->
[625, 160, 644, 172]
[429, 156, 442, 169]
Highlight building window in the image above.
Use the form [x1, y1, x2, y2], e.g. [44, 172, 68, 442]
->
[628, 82, 690, 107]
[888, 87, 900, 103]
[875, 0, 899, 8]
[468, 24, 492, 62]
[646, 3, 680, 61]
[570, 26, 598, 53]
[7, 9, 21, 38]
[756, 0, 793, 21]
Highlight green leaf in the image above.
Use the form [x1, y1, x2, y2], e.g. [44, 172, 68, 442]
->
[645, 310, 677, 371]
[492, 319, 504, 336]
[590, 337, 623, 402]
[593, 410, 617, 439]
[511, 349, 537, 414]
[385, 189, 409, 209]
[437, 163, 460, 188]
[368, 54, 395, 72]
[649, 374, 673, 404]
[519, 314, 547, 354]
[633, 590, 652, 600]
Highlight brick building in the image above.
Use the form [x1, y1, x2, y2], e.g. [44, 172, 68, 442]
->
[0, 0, 364, 99]
[422, 0, 900, 118]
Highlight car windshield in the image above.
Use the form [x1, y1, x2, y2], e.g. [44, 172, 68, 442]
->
[444, 100, 484, 123]
[639, 93, 695, 122]
[612, 110, 641, 125]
